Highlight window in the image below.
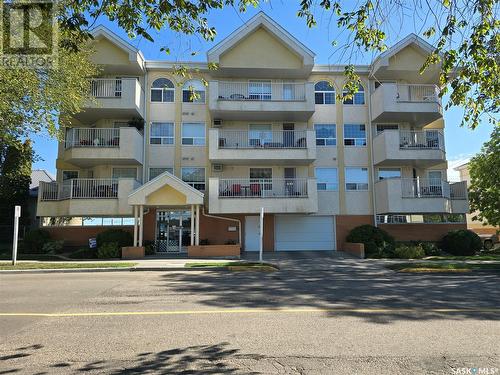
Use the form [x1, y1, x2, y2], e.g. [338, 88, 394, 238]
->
[181, 167, 205, 191]
[250, 168, 272, 179]
[378, 168, 401, 180]
[150, 122, 174, 145]
[182, 123, 205, 145]
[316, 168, 338, 191]
[62, 170, 78, 180]
[151, 78, 175, 102]
[250, 168, 272, 191]
[182, 79, 205, 103]
[149, 167, 174, 181]
[249, 80, 272, 100]
[376, 124, 399, 134]
[112, 168, 137, 179]
[249, 124, 272, 146]
[314, 81, 335, 104]
[343, 84, 365, 105]
[315, 124, 336, 146]
[345, 168, 369, 191]
[344, 124, 366, 146]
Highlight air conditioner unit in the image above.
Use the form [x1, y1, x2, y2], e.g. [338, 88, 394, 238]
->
[212, 164, 223, 172]
[213, 119, 223, 127]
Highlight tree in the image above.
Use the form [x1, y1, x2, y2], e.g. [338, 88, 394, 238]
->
[0, 30, 98, 147]
[0, 140, 33, 228]
[468, 127, 500, 228]
[59, 0, 499, 129]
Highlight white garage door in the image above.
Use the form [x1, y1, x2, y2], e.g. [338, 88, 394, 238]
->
[275, 215, 335, 251]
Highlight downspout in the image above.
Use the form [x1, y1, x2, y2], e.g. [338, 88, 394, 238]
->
[142, 70, 148, 184]
[367, 77, 378, 227]
[202, 206, 242, 246]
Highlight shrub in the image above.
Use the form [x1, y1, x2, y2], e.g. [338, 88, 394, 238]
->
[97, 242, 120, 259]
[144, 240, 155, 256]
[68, 247, 98, 259]
[419, 242, 441, 256]
[346, 225, 395, 258]
[96, 229, 133, 248]
[22, 229, 51, 254]
[42, 240, 65, 254]
[394, 244, 425, 259]
[440, 230, 482, 256]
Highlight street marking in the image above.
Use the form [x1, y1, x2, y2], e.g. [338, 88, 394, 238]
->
[0, 307, 499, 317]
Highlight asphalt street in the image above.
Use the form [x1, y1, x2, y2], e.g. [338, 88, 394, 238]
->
[1, 258, 499, 374]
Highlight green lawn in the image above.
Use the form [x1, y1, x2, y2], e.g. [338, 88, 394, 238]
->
[425, 254, 500, 261]
[387, 262, 500, 273]
[0, 262, 137, 270]
[185, 261, 278, 271]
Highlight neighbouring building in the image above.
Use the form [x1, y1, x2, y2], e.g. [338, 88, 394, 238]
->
[29, 170, 55, 229]
[455, 162, 498, 235]
[37, 13, 469, 253]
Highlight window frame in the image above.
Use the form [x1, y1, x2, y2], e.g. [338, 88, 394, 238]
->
[62, 170, 79, 181]
[345, 167, 369, 191]
[314, 123, 337, 146]
[344, 124, 367, 147]
[248, 79, 272, 101]
[343, 84, 365, 105]
[378, 168, 401, 180]
[111, 167, 137, 180]
[376, 123, 399, 135]
[150, 122, 175, 145]
[314, 81, 336, 105]
[150, 78, 175, 103]
[149, 167, 174, 181]
[315, 168, 338, 191]
[182, 79, 206, 103]
[181, 167, 206, 191]
[181, 122, 206, 146]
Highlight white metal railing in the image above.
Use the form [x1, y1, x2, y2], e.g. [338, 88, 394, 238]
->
[40, 179, 121, 200]
[399, 130, 444, 150]
[397, 84, 439, 103]
[218, 130, 307, 149]
[65, 128, 120, 149]
[217, 81, 307, 101]
[218, 178, 308, 198]
[450, 181, 467, 199]
[90, 78, 126, 98]
[401, 178, 451, 198]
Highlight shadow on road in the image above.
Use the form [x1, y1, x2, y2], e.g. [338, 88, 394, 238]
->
[158, 259, 500, 324]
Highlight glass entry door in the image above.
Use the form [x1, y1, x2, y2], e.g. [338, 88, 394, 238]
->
[156, 210, 192, 253]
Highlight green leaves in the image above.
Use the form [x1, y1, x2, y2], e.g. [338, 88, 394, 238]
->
[468, 127, 500, 227]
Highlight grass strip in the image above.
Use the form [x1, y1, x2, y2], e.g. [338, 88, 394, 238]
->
[185, 261, 278, 271]
[387, 262, 500, 273]
[0, 262, 137, 270]
[425, 255, 500, 261]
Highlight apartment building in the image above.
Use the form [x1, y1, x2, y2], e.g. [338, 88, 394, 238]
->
[37, 12, 469, 253]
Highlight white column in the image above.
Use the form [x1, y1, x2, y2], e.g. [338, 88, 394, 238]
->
[139, 204, 144, 247]
[195, 205, 200, 246]
[190, 204, 195, 246]
[133, 205, 138, 247]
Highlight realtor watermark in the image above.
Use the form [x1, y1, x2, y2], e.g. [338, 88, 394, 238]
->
[0, 0, 58, 68]
[452, 368, 499, 375]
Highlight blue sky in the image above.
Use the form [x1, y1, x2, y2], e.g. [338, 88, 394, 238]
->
[33, 2, 494, 175]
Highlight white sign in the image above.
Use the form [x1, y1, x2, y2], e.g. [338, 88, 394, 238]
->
[12, 206, 21, 265]
[14, 205, 21, 217]
[259, 207, 264, 262]
[89, 238, 97, 249]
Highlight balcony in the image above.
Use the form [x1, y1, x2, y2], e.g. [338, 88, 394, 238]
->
[373, 130, 445, 167]
[371, 83, 443, 125]
[37, 178, 141, 217]
[61, 127, 144, 167]
[208, 81, 315, 121]
[208, 177, 318, 214]
[375, 178, 468, 214]
[74, 78, 145, 123]
[208, 129, 316, 165]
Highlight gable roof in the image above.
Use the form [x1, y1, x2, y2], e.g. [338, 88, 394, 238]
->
[30, 170, 55, 197]
[207, 12, 315, 66]
[128, 171, 204, 206]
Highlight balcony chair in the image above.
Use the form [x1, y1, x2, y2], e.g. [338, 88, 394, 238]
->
[250, 183, 261, 196]
[231, 184, 242, 196]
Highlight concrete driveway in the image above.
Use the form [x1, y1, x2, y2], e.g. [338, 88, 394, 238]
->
[0, 258, 499, 374]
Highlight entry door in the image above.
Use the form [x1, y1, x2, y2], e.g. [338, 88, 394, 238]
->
[284, 167, 296, 196]
[156, 210, 191, 253]
[244, 216, 260, 251]
[283, 123, 295, 147]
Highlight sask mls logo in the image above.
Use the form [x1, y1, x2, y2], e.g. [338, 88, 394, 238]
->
[0, 0, 57, 68]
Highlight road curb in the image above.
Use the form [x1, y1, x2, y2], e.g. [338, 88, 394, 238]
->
[0, 266, 241, 274]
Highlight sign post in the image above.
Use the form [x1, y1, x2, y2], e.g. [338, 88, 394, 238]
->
[259, 207, 264, 262]
[12, 206, 21, 266]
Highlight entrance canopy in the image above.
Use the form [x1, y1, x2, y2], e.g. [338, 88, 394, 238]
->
[128, 172, 204, 206]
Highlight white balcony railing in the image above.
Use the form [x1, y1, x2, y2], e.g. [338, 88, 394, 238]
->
[218, 178, 308, 198]
[401, 178, 467, 199]
[397, 84, 439, 103]
[399, 130, 445, 150]
[65, 128, 120, 149]
[39, 178, 132, 200]
[90, 78, 126, 98]
[217, 82, 307, 101]
[218, 130, 308, 149]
